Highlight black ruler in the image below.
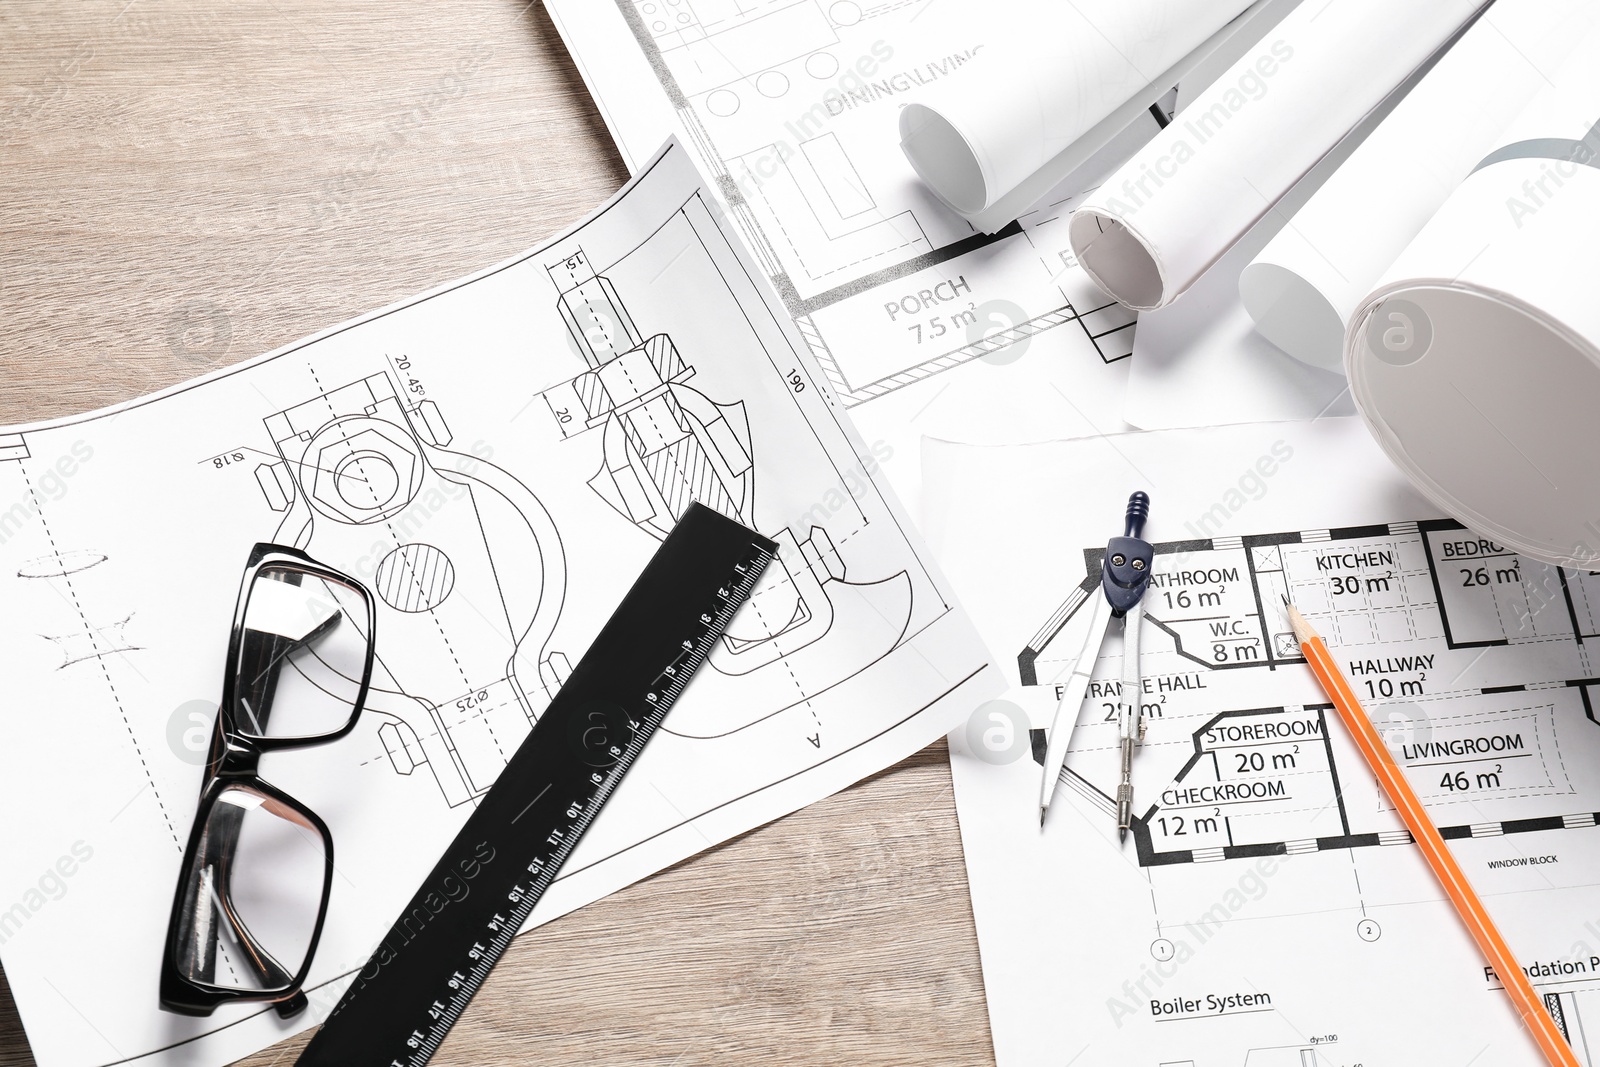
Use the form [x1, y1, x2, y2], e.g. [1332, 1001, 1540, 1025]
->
[298, 502, 777, 1066]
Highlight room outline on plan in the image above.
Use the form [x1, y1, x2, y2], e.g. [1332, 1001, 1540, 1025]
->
[1019, 517, 1600, 869]
[551, 0, 1141, 407]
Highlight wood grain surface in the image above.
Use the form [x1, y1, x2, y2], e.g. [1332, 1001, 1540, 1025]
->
[0, 2, 995, 1064]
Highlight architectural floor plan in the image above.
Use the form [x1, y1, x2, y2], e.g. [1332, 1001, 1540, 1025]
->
[925, 419, 1600, 1067]
[546, 0, 1146, 488]
[1025, 517, 1600, 871]
[0, 141, 996, 1067]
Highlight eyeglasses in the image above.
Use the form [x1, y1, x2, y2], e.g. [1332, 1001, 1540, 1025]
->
[160, 544, 376, 1018]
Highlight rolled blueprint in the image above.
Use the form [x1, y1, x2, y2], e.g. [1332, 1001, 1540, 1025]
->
[1347, 25, 1600, 569]
[1241, 0, 1600, 369]
[1068, 0, 1488, 311]
[897, 0, 1257, 226]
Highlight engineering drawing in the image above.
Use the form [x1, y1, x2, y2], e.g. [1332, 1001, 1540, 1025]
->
[254, 371, 565, 806]
[0, 142, 997, 1067]
[548, 0, 1141, 411]
[931, 424, 1600, 1067]
[539, 242, 918, 738]
[1023, 519, 1600, 868]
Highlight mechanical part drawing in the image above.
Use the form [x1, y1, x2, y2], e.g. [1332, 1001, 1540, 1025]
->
[0, 141, 997, 1067]
[537, 241, 918, 738]
[255, 370, 565, 806]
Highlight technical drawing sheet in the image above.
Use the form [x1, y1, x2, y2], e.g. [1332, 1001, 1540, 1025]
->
[924, 418, 1600, 1067]
[544, 0, 1149, 507]
[0, 139, 999, 1067]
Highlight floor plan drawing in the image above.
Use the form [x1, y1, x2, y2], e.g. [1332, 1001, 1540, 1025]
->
[547, 0, 1142, 466]
[1020, 519, 1600, 870]
[0, 141, 996, 1067]
[925, 420, 1600, 1067]
[1546, 989, 1600, 1065]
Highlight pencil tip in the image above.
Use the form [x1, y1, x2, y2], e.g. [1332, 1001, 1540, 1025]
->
[1282, 597, 1314, 644]
[1040, 807, 1047, 827]
[1281, 593, 1290, 606]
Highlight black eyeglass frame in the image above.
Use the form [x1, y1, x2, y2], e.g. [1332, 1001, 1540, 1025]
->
[159, 543, 377, 1018]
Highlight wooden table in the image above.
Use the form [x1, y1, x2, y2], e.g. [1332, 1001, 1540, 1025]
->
[0, 2, 993, 1064]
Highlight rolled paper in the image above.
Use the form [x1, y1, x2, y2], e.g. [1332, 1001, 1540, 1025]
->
[898, 0, 1257, 226]
[1241, 0, 1600, 369]
[1347, 23, 1600, 569]
[1068, 0, 1488, 312]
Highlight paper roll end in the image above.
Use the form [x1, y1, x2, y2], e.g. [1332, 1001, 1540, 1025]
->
[899, 103, 988, 216]
[1069, 209, 1166, 311]
[1238, 261, 1346, 370]
[1348, 282, 1600, 570]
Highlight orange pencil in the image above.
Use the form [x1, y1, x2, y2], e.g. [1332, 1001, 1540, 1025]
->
[1284, 597, 1577, 1067]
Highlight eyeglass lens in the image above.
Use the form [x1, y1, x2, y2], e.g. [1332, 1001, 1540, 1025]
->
[172, 785, 328, 993]
[235, 565, 370, 742]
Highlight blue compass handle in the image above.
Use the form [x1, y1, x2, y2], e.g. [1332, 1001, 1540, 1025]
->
[1123, 491, 1150, 539]
[1104, 492, 1153, 616]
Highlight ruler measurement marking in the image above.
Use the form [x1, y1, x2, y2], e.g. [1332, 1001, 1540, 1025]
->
[317, 521, 775, 1067]
[404, 550, 766, 1062]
